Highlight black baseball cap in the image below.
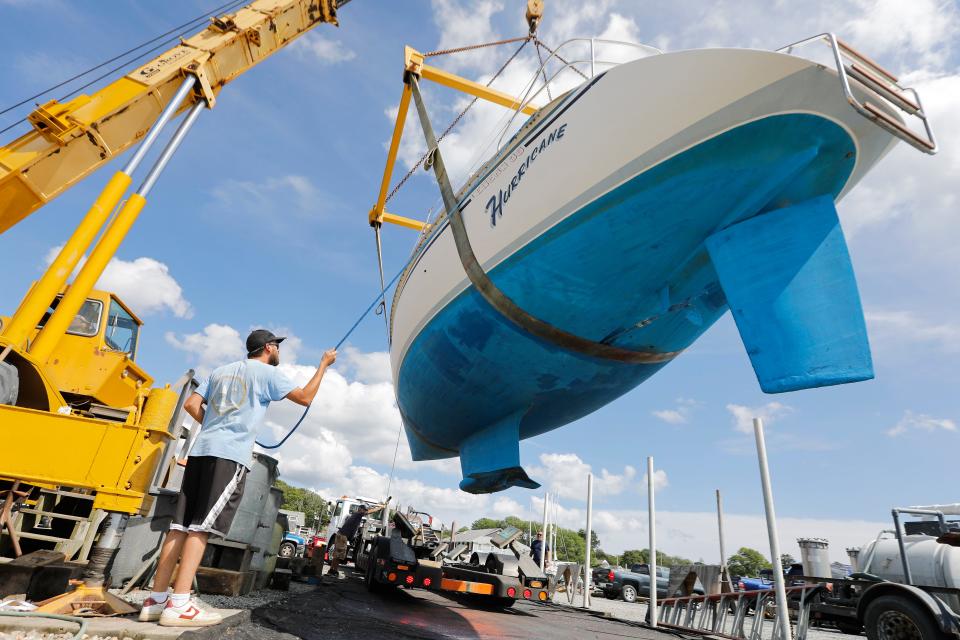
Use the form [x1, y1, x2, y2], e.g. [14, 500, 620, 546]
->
[246, 329, 286, 355]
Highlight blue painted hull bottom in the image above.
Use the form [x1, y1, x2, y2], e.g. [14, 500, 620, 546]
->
[396, 114, 867, 493]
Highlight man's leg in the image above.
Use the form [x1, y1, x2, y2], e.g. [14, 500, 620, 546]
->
[151, 530, 187, 593]
[172, 531, 209, 594]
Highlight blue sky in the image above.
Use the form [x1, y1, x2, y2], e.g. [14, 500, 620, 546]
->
[1, 0, 957, 562]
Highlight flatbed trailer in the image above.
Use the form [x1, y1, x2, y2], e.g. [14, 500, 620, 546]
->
[354, 512, 549, 608]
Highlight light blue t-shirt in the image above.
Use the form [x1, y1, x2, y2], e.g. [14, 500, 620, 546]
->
[190, 359, 298, 469]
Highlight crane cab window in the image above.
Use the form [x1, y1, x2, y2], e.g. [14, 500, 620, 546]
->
[104, 300, 139, 358]
[37, 297, 103, 338]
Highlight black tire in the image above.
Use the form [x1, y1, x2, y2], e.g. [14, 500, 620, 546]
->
[864, 595, 948, 640]
[278, 541, 297, 559]
[364, 552, 383, 593]
[621, 584, 638, 603]
[493, 597, 516, 609]
[836, 619, 864, 635]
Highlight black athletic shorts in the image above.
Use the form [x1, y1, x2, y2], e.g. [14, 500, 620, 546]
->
[169, 456, 247, 538]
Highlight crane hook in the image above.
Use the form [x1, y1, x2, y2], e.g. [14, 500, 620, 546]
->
[526, 0, 544, 35]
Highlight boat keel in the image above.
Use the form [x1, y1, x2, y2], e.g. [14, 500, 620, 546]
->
[706, 195, 873, 393]
[459, 410, 541, 494]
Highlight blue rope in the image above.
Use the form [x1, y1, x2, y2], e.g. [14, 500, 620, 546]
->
[254, 264, 407, 449]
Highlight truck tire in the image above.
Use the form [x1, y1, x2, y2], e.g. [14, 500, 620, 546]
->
[621, 584, 638, 603]
[864, 595, 948, 640]
[278, 541, 297, 559]
[492, 597, 516, 609]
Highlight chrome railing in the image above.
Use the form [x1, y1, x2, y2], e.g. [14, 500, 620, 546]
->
[778, 33, 937, 154]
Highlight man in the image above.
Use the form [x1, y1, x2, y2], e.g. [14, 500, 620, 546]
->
[325, 504, 382, 581]
[140, 329, 336, 627]
[530, 530, 550, 567]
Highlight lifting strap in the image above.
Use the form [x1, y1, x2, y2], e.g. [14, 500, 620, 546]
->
[408, 77, 678, 365]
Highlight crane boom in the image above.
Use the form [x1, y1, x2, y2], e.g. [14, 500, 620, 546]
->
[0, 0, 341, 233]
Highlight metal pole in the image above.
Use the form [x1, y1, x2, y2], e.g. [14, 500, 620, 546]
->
[590, 38, 596, 78]
[552, 492, 558, 562]
[717, 489, 730, 591]
[583, 473, 593, 609]
[450, 521, 456, 543]
[891, 510, 912, 585]
[647, 457, 658, 628]
[540, 492, 549, 572]
[123, 76, 197, 175]
[754, 418, 792, 640]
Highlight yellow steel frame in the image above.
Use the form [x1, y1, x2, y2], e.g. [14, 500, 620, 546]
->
[368, 47, 539, 230]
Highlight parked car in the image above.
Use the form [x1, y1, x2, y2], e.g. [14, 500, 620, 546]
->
[594, 564, 704, 603]
[279, 531, 306, 559]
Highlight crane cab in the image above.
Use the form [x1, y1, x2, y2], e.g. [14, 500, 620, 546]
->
[1, 288, 153, 416]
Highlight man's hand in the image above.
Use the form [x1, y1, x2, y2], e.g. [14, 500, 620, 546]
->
[286, 348, 338, 407]
[321, 348, 337, 368]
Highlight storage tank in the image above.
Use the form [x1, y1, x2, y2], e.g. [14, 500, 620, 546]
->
[797, 538, 831, 578]
[846, 547, 860, 572]
[859, 533, 960, 588]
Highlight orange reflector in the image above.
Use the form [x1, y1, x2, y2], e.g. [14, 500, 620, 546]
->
[538, 591, 547, 601]
[440, 578, 494, 595]
[397, 565, 409, 570]
[387, 572, 397, 582]
[530, 581, 543, 588]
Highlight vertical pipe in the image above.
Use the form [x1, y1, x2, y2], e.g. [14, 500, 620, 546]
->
[648, 457, 658, 628]
[583, 472, 593, 609]
[717, 489, 730, 591]
[892, 510, 912, 585]
[590, 38, 596, 78]
[450, 521, 456, 543]
[540, 492, 549, 572]
[754, 418, 792, 640]
[552, 492, 558, 562]
[29, 101, 204, 362]
[3, 77, 197, 349]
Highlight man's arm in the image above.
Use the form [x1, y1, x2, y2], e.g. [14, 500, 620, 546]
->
[285, 349, 337, 407]
[183, 392, 205, 424]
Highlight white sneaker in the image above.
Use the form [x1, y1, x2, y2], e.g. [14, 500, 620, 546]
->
[158, 599, 222, 627]
[137, 596, 167, 622]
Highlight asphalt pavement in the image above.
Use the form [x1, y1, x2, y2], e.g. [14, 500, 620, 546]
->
[243, 571, 693, 640]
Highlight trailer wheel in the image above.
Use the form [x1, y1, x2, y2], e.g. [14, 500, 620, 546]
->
[865, 595, 948, 640]
[621, 584, 638, 603]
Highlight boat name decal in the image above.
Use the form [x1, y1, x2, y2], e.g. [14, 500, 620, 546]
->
[484, 123, 567, 227]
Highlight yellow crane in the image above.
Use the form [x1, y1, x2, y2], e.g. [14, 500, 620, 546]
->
[0, 0, 345, 613]
[0, 0, 545, 613]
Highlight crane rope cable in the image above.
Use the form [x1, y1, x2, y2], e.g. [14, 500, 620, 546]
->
[0, 0, 247, 118]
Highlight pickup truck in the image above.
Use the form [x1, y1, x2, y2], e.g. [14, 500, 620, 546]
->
[279, 532, 306, 559]
[593, 564, 672, 603]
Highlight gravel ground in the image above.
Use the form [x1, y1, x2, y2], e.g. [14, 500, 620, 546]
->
[551, 589, 860, 640]
[0, 582, 315, 640]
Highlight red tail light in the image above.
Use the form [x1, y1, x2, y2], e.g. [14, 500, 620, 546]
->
[738, 581, 746, 590]
[405, 575, 414, 585]
[523, 589, 532, 599]
[423, 577, 432, 587]
[607, 571, 614, 582]
[506, 587, 516, 598]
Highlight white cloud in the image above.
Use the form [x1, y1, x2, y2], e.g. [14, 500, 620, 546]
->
[207, 175, 321, 224]
[652, 397, 698, 425]
[886, 410, 956, 437]
[44, 246, 192, 319]
[289, 32, 356, 64]
[342, 346, 392, 384]
[843, 0, 959, 70]
[866, 309, 960, 354]
[529, 452, 636, 500]
[726, 402, 793, 434]
[642, 468, 669, 493]
[165, 323, 244, 376]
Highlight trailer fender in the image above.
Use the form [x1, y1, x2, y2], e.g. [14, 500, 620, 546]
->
[858, 583, 960, 636]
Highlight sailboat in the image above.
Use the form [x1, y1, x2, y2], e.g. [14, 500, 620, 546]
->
[375, 33, 936, 493]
